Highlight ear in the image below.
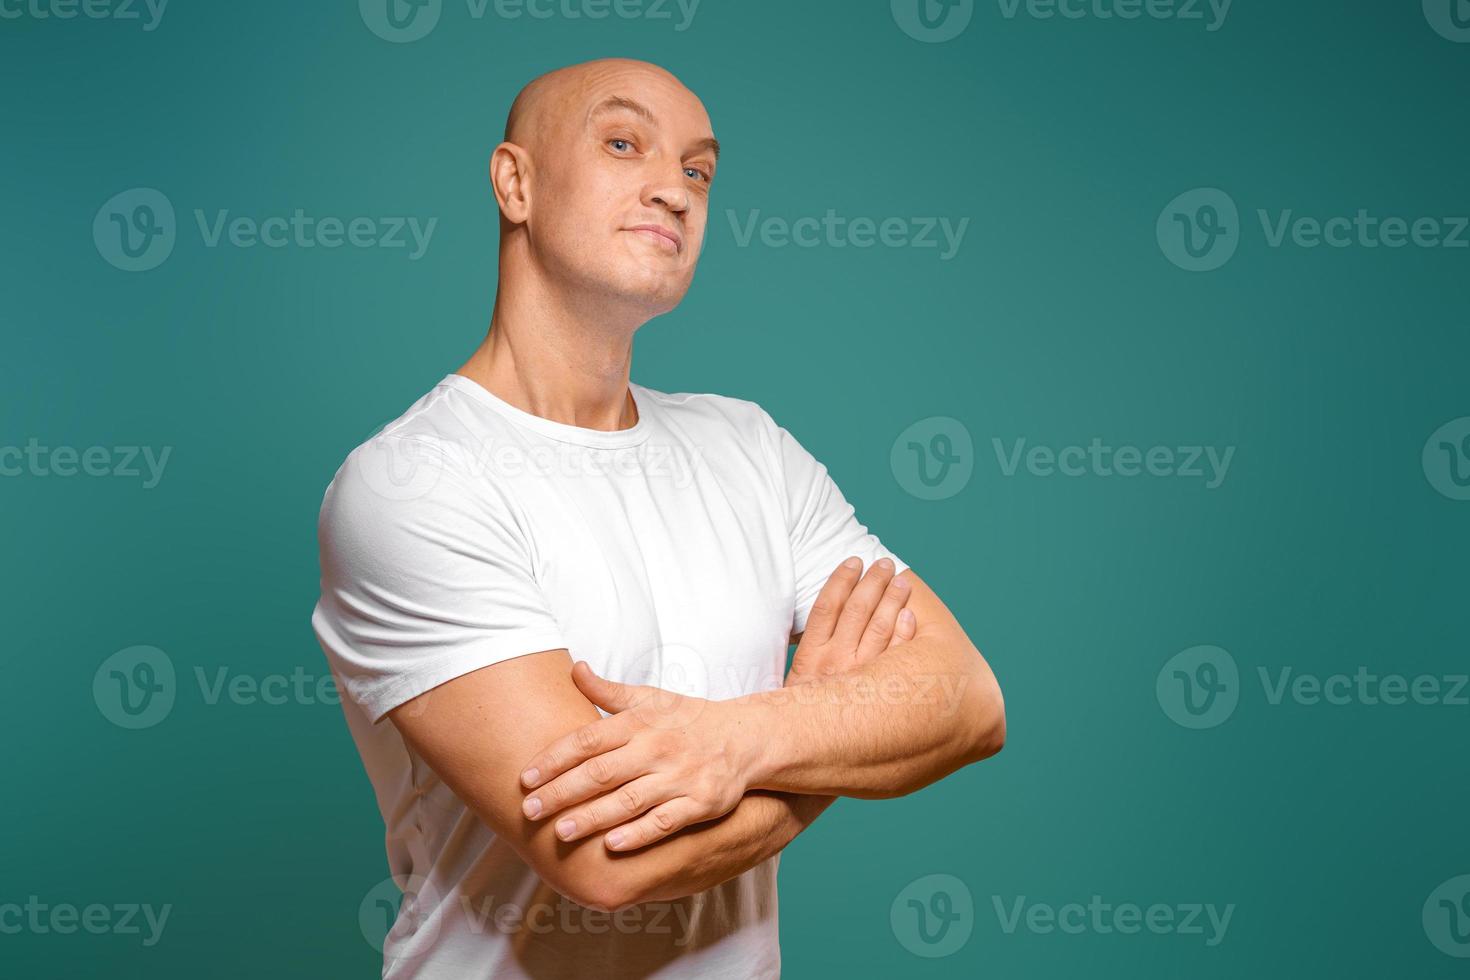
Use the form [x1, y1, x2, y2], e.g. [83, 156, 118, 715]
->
[489, 141, 531, 224]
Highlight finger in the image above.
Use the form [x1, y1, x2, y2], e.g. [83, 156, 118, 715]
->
[830, 558, 896, 653]
[854, 573, 913, 663]
[571, 661, 651, 713]
[522, 746, 647, 823]
[546, 774, 672, 842]
[604, 797, 708, 852]
[521, 717, 630, 789]
[888, 606, 917, 650]
[797, 557, 864, 650]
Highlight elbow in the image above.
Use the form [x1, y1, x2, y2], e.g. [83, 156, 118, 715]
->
[962, 662, 1006, 764]
[545, 858, 652, 914]
[883, 661, 1005, 799]
[561, 882, 638, 915]
[977, 694, 1006, 761]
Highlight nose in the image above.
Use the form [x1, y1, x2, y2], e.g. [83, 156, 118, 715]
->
[644, 168, 690, 215]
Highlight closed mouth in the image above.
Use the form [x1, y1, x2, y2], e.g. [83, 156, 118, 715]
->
[628, 225, 682, 253]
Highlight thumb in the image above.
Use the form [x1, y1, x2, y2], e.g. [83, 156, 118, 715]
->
[571, 661, 642, 713]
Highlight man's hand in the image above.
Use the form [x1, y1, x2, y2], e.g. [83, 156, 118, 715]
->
[518, 556, 916, 852]
[787, 556, 915, 684]
[519, 664, 747, 851]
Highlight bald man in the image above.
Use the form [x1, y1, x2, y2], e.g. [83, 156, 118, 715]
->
[312, 58, 1004, 979]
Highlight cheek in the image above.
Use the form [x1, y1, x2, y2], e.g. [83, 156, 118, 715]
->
[576, 168, 632, 216]
[685, 210, 708, 255]
[540, 168, 619, 227]
[533, 185, 619, 262]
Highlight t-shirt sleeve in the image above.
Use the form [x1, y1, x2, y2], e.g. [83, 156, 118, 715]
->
[311, 432, 568, 724]
[759, 408, 910, 637]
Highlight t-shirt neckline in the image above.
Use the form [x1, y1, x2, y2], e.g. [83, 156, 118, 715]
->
[439, 373, 652, 449]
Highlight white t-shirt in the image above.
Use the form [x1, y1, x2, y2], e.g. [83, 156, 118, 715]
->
[311, 373, 907, 979]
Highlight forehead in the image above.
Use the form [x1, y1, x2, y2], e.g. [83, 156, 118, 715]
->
[573, 65, 713, 134]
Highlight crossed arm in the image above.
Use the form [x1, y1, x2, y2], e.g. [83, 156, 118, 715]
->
[388, 561, 1004, 913]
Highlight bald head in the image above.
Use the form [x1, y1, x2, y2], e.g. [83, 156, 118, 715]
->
[504, 58, 702, 152]
[489, 58, 719, 319]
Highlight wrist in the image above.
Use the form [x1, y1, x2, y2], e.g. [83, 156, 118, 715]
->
[717, 694, 780, 792]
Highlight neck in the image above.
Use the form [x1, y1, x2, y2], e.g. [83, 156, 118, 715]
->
[456, 254, 646, 432]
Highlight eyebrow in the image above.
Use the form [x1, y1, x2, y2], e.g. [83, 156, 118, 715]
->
[589, 95, 721, 161]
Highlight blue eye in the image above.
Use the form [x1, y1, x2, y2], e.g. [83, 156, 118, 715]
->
[685, 167, 709, 183]
[609, 139, 632, 152]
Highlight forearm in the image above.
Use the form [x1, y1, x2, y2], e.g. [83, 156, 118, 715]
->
[619, 791, 833, 906]
[739, 630, 1004, 798]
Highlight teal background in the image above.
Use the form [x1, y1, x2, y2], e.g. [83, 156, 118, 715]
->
[3, 1, 1468, 976]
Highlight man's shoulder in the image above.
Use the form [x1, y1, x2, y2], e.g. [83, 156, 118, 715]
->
[634, 383, 777, 436]
[319, 379, 515, 529]
[337, 375, 531, 477]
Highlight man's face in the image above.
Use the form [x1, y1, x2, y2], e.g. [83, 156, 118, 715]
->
[523, 64, 718, 318]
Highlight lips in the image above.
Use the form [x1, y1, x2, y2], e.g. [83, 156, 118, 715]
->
[627, 224, 682, 253]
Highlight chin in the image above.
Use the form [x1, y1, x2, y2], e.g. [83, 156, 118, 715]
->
[634, 282, 692, 319]
[605, 263, 695, 317]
